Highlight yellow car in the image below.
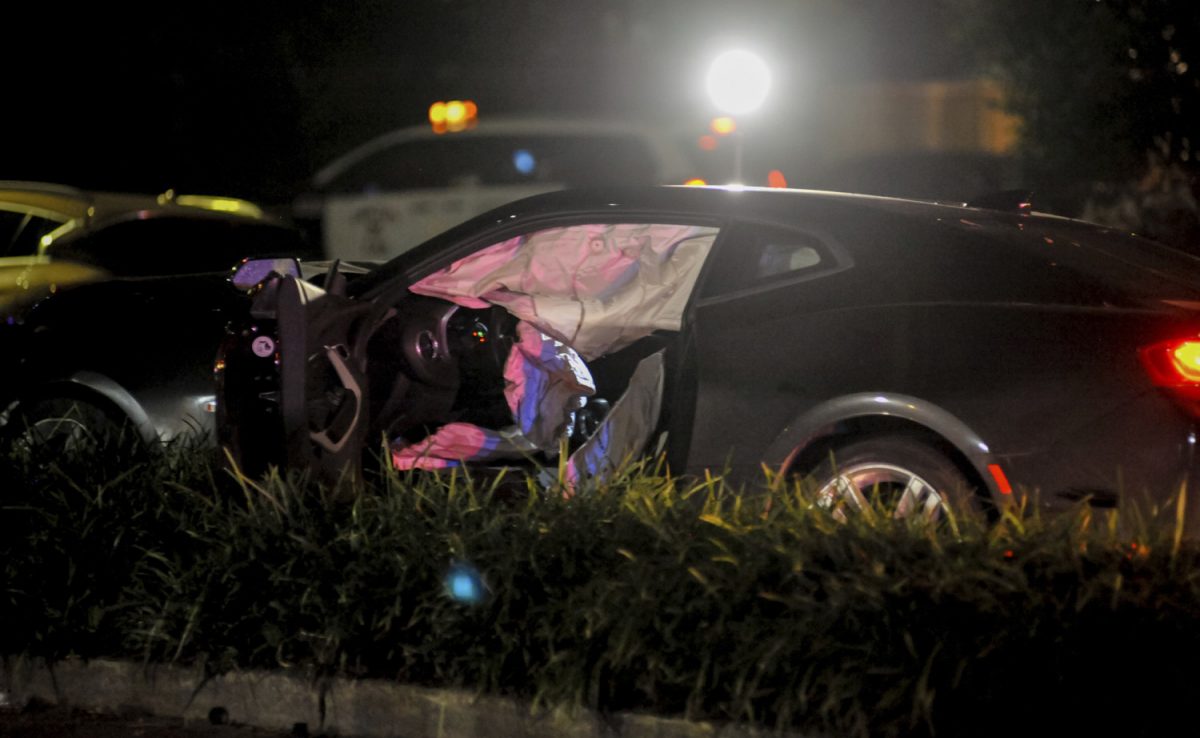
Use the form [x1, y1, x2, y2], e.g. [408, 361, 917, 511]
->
[0, 181, 289, 314]
[0, 182, 311, 446]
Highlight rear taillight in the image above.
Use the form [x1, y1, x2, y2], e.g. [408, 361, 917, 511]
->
[1140, 338, 1200, 413]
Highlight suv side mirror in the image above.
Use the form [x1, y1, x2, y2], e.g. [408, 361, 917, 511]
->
[231, 257, 301, 291]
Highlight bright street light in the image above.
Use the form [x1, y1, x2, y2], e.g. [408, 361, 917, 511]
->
[705, 50, 771, 183]
[706, 50, 771, 115]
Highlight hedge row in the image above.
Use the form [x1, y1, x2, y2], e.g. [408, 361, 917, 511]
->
[2, 436, 1199, 738]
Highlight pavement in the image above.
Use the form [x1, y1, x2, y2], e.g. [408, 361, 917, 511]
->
[2, 657, 788, 738]
[0, 701, 291, 737]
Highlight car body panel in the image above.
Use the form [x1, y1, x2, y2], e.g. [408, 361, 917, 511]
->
[215, 186, 1200, 518]
[761, 392, 998, 493]
[2, 274, 252, 440]
[0, 184, 310, 444]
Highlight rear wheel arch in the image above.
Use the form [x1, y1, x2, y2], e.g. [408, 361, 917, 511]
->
[788, 417, 991, 504]
[769, 394, 1001, 505]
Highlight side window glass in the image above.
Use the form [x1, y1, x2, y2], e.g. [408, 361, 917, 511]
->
[757, 242, 822, 279]
[701, 222, 847, 298]
[0, 211, 28, 256]
[0, 210, 60, 257]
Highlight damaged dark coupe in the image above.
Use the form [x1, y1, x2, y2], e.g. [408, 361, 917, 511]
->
[216, 186, 1200, 526]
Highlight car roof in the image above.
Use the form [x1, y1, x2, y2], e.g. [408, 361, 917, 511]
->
[360, 184, 1169, 281]
[0, 182, 269, 249]
[353, 184, 1200, 315]
[454, 184, 969, 223]
[0, 181, 266, 216]
[457, 183, 1146, 232]
[352, 185, 969, 292]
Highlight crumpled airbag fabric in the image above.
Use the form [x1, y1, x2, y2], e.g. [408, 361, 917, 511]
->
[409, 223, 717, 359]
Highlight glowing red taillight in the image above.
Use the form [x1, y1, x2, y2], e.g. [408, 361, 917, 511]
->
[1175, 342, 1200, 381]
[1140, 338, 1200, 413]
[1141, 338, 1200, 384]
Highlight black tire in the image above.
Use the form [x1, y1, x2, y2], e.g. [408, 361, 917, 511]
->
[805, 434, 978, 521]
[2, 396, 127, 454]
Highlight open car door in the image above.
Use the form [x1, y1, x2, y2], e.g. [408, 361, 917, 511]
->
[219, 265, 383, 482]
[220, 222, 721, 488]
[280, 273, 388, 481]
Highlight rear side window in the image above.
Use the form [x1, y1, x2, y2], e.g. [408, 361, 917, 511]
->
[700, 222, 849, 298]
[757, 241, 823, 279]
[46, 218, 308, 277]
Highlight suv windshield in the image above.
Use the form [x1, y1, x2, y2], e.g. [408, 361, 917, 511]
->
[325, 133, 659, 193]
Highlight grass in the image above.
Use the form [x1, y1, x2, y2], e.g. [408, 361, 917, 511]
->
[2, 434, 1199, 738]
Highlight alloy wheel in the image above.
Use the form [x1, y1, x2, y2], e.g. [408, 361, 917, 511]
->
[816, 461, 948, 521]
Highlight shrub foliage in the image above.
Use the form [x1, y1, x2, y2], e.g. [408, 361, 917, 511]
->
[3, 437, 1199, 738]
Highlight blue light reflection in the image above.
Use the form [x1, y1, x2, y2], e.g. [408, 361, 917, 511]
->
[444, 562, 487, 605]
[513, 149, 536, 174]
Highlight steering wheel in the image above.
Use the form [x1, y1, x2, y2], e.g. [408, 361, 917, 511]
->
[485, 306, 518, 371]
[399, 302, 461, 389]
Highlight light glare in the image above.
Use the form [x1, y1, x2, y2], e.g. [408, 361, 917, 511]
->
[513, 149, 536, 174]
[444, 562, 486, 604]
[711, 116, 737, 135]
[706, 50, 771, 114]
[429, 101, 447, 124]
[1173, 342, 1200, 380]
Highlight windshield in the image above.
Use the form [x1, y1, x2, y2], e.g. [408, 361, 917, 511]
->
[325, 133, 660, 194]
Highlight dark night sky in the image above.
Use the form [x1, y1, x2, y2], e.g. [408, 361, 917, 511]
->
[3, 1, 973, 204]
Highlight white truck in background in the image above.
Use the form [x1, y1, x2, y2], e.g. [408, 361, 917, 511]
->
[294, 117, 696, 261]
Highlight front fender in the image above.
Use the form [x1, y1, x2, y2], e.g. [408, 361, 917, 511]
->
[15, 372, 158, 442]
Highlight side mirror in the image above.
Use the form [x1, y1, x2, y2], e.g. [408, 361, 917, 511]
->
[230, 257, 301, 291]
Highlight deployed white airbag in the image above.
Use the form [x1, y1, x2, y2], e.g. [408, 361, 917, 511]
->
[409, 223, 718, 359]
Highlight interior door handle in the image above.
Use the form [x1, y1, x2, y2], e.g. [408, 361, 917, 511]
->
[310, 345, 363, 454]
